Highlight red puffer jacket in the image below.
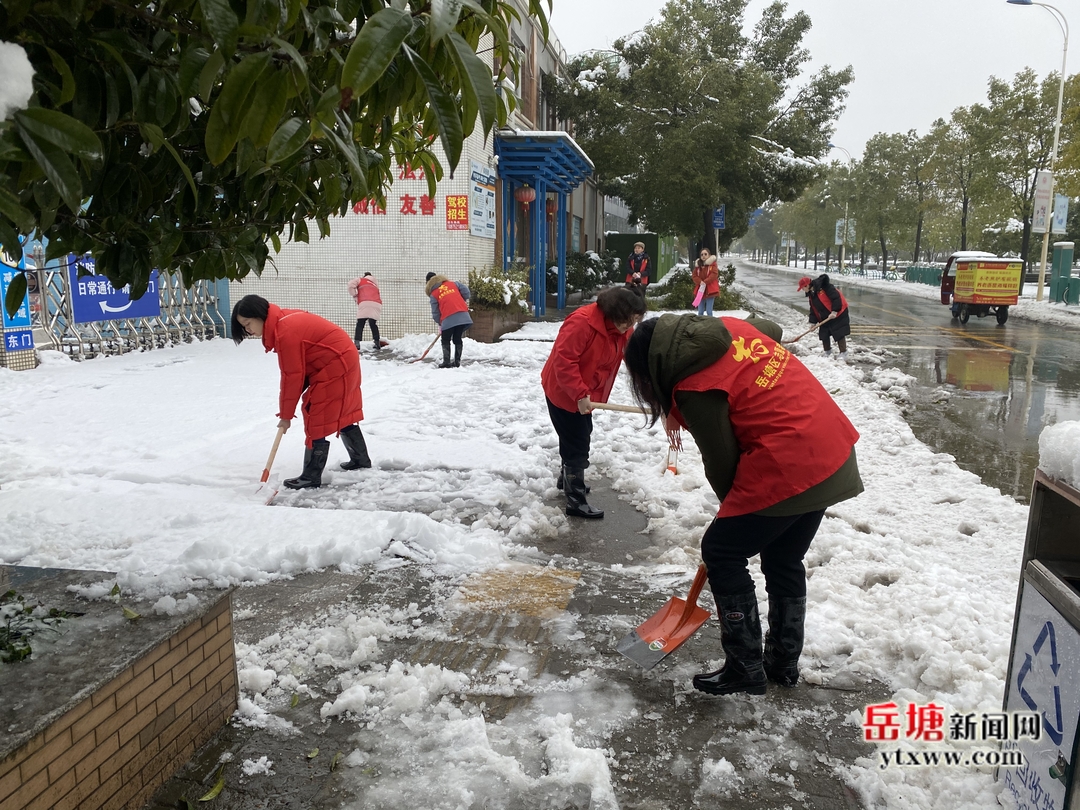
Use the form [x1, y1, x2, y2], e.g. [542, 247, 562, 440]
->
[262, 305, 364, 447]
[541, 303, 631, 412]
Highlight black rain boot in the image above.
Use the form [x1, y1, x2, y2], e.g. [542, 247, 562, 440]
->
[693, 592, 767, 696]
[764, 596, 806, 687]
[284, 441, 329, 489]
[438, 343, 453, 368]
[452, 343, 462, 367]
[372, 323, 382, 351]
[339, 426, 372, 470]
[564, 465, 603, 519]
[556, 468, 589, 493]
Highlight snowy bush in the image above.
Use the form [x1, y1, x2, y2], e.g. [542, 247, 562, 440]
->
[467, 266, 531, 313]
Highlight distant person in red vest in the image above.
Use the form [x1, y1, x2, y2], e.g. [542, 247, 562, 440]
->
[624, 313, 863, 696]
[541, 287, 647, 519]
[231, 295, 371, 488]
[425, 272, 473, 368]
[348, 272, 383, 352]
[798, 274, 850, 361]
[625, 242, 650, 302]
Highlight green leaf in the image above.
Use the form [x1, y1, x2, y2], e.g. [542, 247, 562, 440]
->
[198, 49, 226, 103]
[45, 47, 76, 105]
[140, 124, 199, 206]
[15, 109, 102, 159]
[3, 271, 27, 321]
[266, 117, 308, 164]
[429, 0, 463, 42]
[241, 71, 289, 149]
[179, 47, 212, 97]
[109, 583, 121, 597]
[91, 38, 140, 111]
[270, 36, 307, 79]
[402, 46, 463, 172]
[330, 751, 342, 772]
[306, 748, 319, 759]
[290, 692, 299, 708]
[199, 0, 240, 58]
[199, 765, 226, 801]
[15, 125, 84, 213]
[447, 32, 497, 137]
[341, 8, 413, 95]
[205, 52, 273, 165]
[121, 605, 141, 620]
[0, 187, 36, 232]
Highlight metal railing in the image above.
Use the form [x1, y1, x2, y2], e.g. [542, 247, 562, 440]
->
[31, 260, 225, 361]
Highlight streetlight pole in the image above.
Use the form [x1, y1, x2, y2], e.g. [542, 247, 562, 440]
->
[1008, 0, 1068, 302]
[829, 143, 853, 274]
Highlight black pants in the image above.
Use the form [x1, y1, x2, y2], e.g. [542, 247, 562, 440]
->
[354, 318, 380, 345]
[701, 510, 825, 599]
[440, 323, 469, 352]
[546, 397, 593, 469]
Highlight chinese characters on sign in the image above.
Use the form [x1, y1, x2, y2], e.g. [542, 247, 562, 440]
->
[864, 702, 1041, 743]
[1, 266, 31, 329]
[445, 195, 469, 231]
[67, 256, 162, 324]
[469, 160, 497, 240]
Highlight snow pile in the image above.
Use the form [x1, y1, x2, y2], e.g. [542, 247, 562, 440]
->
[1039, 420, 1080, 490]
[0, 41, 34, 120]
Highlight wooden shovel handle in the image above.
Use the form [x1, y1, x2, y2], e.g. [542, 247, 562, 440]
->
[260, 425, 286, 483]
[782, 322, 820, 345]
[590, 402, 652, 415]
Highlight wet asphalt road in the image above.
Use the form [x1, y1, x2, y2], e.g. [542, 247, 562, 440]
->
[733, 260, 1080, 503]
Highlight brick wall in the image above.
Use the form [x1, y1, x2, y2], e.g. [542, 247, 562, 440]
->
[0, 594, 238, 810]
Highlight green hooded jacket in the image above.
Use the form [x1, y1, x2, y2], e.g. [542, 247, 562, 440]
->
[648, 314, 863, 517]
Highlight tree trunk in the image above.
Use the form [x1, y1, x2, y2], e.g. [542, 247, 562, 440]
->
[960, 196, 969, 251]
[878, 230, 888, 273]
[913, 215, 923, 268]
[1020, 220, 1032, 275]
[700, 209, 717, 255]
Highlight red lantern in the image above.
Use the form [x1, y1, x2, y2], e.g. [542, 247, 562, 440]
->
[546, 198, 558, 218]
[514, 184, 536, 212]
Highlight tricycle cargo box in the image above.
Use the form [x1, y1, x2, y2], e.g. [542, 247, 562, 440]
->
[953, 259, 1022, 306]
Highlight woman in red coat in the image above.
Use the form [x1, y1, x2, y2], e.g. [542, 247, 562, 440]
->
[541, 287, 646, 518]
[692, 247, 722, 316]
[232, 295, 369, 489]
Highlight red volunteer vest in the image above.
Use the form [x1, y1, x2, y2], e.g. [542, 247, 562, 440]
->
[811, 287, 847, 319]
[672, 317, 859, 517]
[356, 278, 381, 304]
[434, 281, 468, 319]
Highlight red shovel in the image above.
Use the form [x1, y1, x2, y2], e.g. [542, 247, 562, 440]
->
[410, 333, 440, 363]
[617, 564, 711, 670]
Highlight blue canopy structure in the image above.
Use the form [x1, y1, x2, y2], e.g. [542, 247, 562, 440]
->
[494, 131, 594, 316]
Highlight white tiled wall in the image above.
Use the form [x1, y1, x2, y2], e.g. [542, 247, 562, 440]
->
[229, 132, 500, 340]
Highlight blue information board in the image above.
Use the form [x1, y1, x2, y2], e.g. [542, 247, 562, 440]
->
[68, 256, 161, 324]
[1, 263, 31, 329]
[3, 328, 34, 351]
[712, 205, 726, 229]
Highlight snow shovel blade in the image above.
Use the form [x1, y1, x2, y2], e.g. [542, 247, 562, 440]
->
[262, 473, 281, 506]
[617, 565, 710, 670]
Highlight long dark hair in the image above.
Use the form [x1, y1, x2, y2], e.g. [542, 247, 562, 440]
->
[596, 286, 647, 323]
[624, 317, 665, 428]
[230, 294, 270, 344]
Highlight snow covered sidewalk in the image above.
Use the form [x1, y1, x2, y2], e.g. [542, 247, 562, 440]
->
[0, 283, 1039, 808]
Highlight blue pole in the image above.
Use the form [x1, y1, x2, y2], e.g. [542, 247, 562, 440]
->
[556, 193, 567, 309]
[502, 179, 513, 271]
[533, 178, 547, 317]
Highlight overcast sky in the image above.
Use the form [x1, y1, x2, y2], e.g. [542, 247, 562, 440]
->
[548, 0, 1068, 160]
